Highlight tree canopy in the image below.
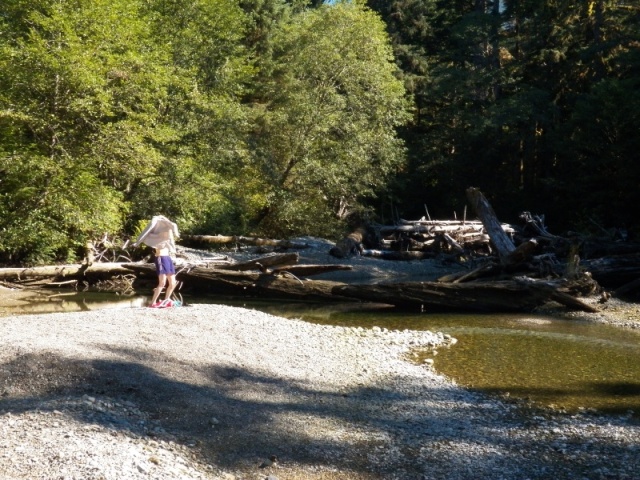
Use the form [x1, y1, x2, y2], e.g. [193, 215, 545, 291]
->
[0, 0, 409, 263]
[367, 0, 640, 232]
[1, 0, 638, 264]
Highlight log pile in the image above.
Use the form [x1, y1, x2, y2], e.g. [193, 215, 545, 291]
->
[373, 219, 499, 258]
[331, 219, 513, 261]
[329, 190, 518, 261]
[2, 188, 639, 313]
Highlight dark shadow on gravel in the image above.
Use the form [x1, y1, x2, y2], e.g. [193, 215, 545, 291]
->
[1, 350, 638, 479]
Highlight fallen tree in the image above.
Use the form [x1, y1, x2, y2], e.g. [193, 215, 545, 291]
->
[119, 262, 599, 312]
[0, 263, 132, 281]
[0, 244, 610, 312]
[2, 188, 637, 311]
[333, 276, 598, 312]
[123, 263, 356, 302]
[180, 235, 311, 250]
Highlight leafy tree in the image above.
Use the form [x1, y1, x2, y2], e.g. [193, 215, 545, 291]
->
[0, 0, 254, 262]
[129, 0, 253, 234]
[245, 1, 412, 236]
[0, 0, 154, 262]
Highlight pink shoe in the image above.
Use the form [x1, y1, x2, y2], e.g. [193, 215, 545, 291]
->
[148, 301, 163, 308]
[159, 299, 174, 308]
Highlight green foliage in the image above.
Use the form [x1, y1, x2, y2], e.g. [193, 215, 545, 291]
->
[0, 0, 253, 262]
[0, 0, 169, 262]
[557, 78, 640, 228]
[0, 153, 125, 264]
[245, 1, 412, 233]
[3, 0, 637, 266]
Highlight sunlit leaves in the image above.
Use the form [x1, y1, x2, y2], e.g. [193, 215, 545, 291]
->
[247, 1, 411, 234]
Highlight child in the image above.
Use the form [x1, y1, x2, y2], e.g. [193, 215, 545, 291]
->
[133, 215, 180, 308]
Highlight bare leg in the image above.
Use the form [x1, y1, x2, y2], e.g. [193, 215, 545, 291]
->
[164, 274, 178, 301]
[151, 274, 167, 305]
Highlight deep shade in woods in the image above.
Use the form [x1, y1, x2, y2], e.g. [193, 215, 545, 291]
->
[0, 0, 638, 264]
[366, 0, 640, 233]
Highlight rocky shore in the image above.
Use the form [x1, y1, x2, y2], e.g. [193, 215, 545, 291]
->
[0, 302, 638, 480]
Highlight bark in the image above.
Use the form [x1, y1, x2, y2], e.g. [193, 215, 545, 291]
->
[123, 263, 598, 313]
[581, 253, 640, 288]
[329, 228, 366, 258]
[181, 235, 310, 249]
[380, 223, 484, 234]
[361, 250, 435, 261]
[466, 187, 516, 262]
[0, 263, 132, 282]
[124, 264, 355, 302]
[216, 253, 299, 272]
[506, 239, 538, 265]
[270, 264, 353, 277]
[334, 277, 598, 313]
[512, 277, 598, 312]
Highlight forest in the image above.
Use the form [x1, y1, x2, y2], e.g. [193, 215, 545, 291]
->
[0, 0, 638, 265]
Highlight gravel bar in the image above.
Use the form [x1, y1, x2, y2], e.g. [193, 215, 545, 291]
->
[0, 303, 638, 480]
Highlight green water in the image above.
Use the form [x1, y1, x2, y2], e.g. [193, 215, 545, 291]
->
[226, 299, 640, 415]
[413, 314, 640, 415]
[3, 291, 640, 415]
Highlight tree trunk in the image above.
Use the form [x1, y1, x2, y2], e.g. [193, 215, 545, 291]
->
[361, 250, 435, 260]
[334, 277, 598, 312]
[217, 253, 299, 271]
[125, 264, 355, 302]
[329, 228, 367, 258]
[466, 187, 516, 263]
[181, 235, 310, 249]
[122, 263, 599, 313]
[0, 263, 132, 281]
[270, 264, 353, 277]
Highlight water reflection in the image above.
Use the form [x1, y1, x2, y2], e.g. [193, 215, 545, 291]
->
[421, 316, 640, 415]
[0, 289, 146, 316]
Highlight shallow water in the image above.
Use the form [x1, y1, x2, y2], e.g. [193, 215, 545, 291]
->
[414, 314, 640, 415]
[214, 297, 640, 415]
[2, 291, 639, 415]
[0, 290, 146, 316]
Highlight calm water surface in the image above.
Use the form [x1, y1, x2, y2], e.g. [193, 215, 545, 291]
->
[3, 291, 639, 415]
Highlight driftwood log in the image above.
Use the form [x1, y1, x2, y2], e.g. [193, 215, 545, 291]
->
[333, 276, 598, 312]
[0, 263, 133, 287]
[120, 262, 598, 312]
[124, 263, 355, 302]
[361, 250, 435, 261]
[216, 252, 300, 271]
[181, 235, 310, 250]
[466, 187, 516, 263]
[581, 253, 640, 288]
[0, 263, 132, 281]
[329, 228, 366, 258]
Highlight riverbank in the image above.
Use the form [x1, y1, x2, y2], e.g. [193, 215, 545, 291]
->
[0, 303, 638, 479]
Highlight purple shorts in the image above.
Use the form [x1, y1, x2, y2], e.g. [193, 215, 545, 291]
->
[155, 256, 175, 275]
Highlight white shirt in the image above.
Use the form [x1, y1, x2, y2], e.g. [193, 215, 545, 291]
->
[134, 215, 179, 255]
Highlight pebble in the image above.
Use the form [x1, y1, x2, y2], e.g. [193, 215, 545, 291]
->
[0, 303, 637, 480]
